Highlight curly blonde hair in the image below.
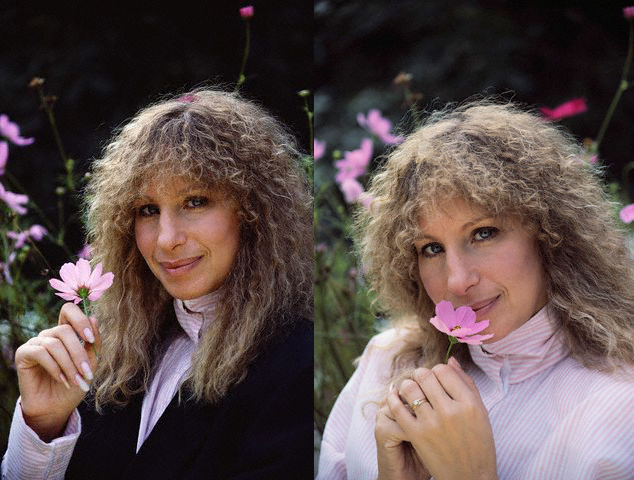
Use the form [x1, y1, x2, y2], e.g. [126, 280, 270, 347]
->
[84, 88, 313, 409]
[356, 99, 634, 376]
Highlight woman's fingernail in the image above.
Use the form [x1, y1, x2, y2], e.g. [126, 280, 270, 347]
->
[83, 328, 95, 344]
[80, 361, 93, 380]
[389, 383, 395, 390]
[59, 373, 71, 390]
[75, 373, 90, 392]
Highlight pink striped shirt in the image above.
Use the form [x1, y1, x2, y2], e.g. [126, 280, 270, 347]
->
[2, 292, 218, 480]
[317, 305, 634, 479]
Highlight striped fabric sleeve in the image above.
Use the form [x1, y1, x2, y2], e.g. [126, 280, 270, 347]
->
[2, 398, 81, 480]
[523, 381, 634, 479]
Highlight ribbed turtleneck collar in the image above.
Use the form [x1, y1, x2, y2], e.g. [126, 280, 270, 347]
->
[173, 290, 221, 343]
[468, 304, 569, 385]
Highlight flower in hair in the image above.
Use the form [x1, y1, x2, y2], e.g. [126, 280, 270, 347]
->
[430, 300, 494, 362]
[176, 94, 197, 103]
[49, 259, 114, 308]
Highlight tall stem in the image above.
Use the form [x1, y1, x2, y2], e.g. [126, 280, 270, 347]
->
[235, 19, 251, 91]
[594, 20, 633, 152]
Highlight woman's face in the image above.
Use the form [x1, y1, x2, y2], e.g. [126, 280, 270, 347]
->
[414, 198, 548, 343]
[134, 177, 241, 300]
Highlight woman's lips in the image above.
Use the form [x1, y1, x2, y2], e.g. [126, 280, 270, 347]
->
[158, 256, 202, 275]
[469, 296, 499, 318]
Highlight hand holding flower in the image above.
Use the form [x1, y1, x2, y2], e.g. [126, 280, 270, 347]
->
[387, 359, 498, 480]
[14, 259, 113, 441]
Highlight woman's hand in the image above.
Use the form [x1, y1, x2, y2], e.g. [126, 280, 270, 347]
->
[387, 358, 497, 480]
[14, 302, 101, 442]
[375, 387, 431, 480]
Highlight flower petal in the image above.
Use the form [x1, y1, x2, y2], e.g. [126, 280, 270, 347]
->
[435, 301, 457, 328]
[454, 305, 476, 327]
[54, 291, 81, 303]
[76, 258, 92, 285]
[49, 278, 77, 295]
[456, 333, 494, 345]
[430, 315, 452, 335]
[456, 319, 490, 336]
[58, 262, 80, 290]
[87, 262, 103, 288]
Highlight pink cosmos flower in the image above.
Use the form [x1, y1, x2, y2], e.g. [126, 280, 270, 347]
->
[430, 300, 494, 362]
[0, 182, 28, 215]
[0, 115, 34, 146]
[620, 203, 634, 223]
[314, 139, 326, 160]
[430, 300, 494, 345]
[240, 6, 254, 18]
[335, 138, 373, 183]
[0, 141, 7, 175]
[357, 109, 404, 145]
[49, 258, 114, 304]
[624, 6, 634, 19]
[539, 98, 587, 121]
[77, 244, 93, 260]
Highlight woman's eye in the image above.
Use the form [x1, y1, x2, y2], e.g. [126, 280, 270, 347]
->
[186, 197, 209, 208]
[421, 242, 444, 257]
[138, 204, 159, 217]
[474, 227, 498, 241]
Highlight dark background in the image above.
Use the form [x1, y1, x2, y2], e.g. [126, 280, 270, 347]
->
[315, 0, 634, 191]
[1, 1, 313, 260]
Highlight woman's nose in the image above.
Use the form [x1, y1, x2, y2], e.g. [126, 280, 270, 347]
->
[445, 249, 479, 297]
[156, 212, 186, 250]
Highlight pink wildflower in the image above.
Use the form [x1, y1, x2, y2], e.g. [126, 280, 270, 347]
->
[0, 115, 34, 146]
[77, 244, 93, 260]
[620, 203, 634, 223]
[0, 141, 7, 175]
[357, 109, 404, 145]
[624, 6, 634, 19]
[339, 178, 365, 204]
[335, 138, 373, 183]
[539, 98, 587, 121]
[430, 300, 494, 362]
[314, 139, 326, 160]
[9, 225, 48, 248]
[0, 251, 16, 284]
[49, 258, 114, 304]
[240, 6, 254, 18]
[0, 182, 28, 215]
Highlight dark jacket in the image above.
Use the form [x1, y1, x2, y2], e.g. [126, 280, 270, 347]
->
[65, 319, 313, 479]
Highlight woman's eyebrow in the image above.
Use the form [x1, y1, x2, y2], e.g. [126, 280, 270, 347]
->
[416, 215, 496, 241]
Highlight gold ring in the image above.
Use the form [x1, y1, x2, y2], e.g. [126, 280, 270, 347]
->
[411, 397, 428, 410]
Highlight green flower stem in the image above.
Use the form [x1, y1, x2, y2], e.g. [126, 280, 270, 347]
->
[594, 19, 633, 153]
[33, 83, 73, 190]
[445, 336, 459, 364]
[235, 19, 251, 91]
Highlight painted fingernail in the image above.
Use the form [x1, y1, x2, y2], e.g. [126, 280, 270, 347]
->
[59, 373, 71, 390]
[75, 373, 90, 392]
[83, 328, 95, 344]
[80, 361, 93, 381]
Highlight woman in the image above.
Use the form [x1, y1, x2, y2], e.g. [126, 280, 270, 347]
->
[2, 89, 314, 479]
[317, 100, 634, 479]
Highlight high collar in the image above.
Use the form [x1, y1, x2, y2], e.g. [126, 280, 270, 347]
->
[173, 291, 221, 343]
[468, 304, 569, 385]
